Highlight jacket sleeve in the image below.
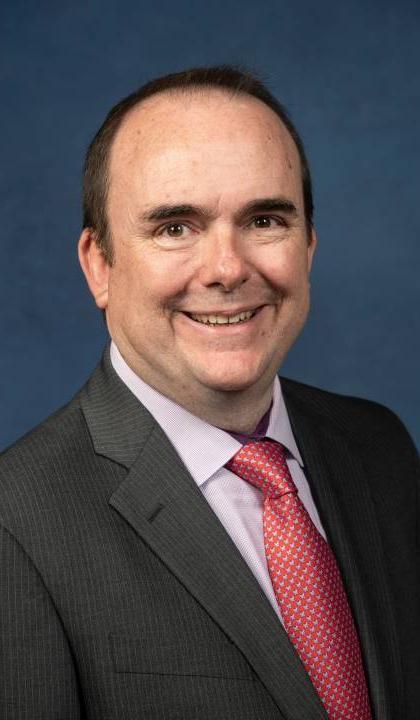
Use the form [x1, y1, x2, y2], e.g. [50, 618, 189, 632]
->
[0, 525, 82, 720]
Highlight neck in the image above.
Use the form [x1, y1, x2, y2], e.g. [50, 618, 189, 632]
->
[174, 383, 274, 434]
[113, 342, 275, 434]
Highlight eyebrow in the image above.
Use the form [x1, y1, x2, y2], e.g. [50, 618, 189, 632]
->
[238, 197, 298, 220]
[141, 197, 298, 224]
[142, 204, 210, 222]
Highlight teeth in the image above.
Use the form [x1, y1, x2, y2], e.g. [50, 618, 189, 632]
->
[189, 309, 256, 325]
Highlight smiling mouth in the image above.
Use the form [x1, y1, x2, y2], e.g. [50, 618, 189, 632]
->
[183, 307, 263, 326]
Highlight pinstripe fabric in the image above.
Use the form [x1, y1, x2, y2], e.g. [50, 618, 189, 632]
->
[0, 347, 418, 719]
[282, 386, 420, 720]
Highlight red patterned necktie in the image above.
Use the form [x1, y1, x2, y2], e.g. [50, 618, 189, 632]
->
[226, 439, 372, 720]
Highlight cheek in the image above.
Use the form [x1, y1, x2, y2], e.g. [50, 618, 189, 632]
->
[259, 250, 309, 293]
[139, 250, 197, 301]
[109, 254, 191, 314]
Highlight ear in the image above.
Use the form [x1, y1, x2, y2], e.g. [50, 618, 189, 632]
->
[307, 226, 317, 273]
[78, 228, 110, 310]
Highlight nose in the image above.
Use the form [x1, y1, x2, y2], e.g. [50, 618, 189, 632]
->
[196, 225, 250, 292]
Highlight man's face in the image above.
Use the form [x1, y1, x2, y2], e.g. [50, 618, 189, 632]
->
[102, 90, 316, 404]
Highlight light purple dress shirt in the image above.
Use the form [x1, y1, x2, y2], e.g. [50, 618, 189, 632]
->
[110, 341, 327, 622]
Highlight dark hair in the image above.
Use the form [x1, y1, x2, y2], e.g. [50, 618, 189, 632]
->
[82, 65, 314, 263]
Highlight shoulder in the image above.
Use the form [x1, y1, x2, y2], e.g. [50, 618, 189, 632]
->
[0, 394, 98, 528]
[280, 375, 418, 456]
[0, 395, 87, 473]
[0, 348, 112, 500]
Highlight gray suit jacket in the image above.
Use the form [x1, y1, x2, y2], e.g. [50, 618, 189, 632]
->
[0, 348, 419, 719]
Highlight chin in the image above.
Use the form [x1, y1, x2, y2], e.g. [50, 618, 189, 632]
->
[207, 379, 256, 393]
[196, 364, 269, 394]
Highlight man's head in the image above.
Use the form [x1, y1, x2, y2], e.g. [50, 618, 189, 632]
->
[79, 66, 317, 418]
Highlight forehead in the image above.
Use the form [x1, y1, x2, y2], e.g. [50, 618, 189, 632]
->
[108, 89, 302, 211]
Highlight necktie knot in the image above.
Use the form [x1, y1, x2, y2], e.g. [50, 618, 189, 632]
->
[226, 439, 297, 499]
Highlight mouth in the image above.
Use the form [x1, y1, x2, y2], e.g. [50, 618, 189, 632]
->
[182, 306, 264, 326]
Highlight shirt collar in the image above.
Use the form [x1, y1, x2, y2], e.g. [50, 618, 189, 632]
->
[266, 375, 303, 466]
[110, 341, 303, 487]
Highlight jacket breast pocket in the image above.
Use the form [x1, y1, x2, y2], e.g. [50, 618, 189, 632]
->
[109, 632, 256, 681]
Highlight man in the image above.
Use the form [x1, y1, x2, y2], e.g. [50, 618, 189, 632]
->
[0, 66, 418, 720]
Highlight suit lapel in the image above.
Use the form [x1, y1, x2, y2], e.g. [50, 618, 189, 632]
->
[80, 351, 328, 719]
[283, 385, 403, 720]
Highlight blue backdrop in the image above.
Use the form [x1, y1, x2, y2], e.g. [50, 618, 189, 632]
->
[1, 0, 419, 450]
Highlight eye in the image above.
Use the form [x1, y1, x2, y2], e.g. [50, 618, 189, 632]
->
[154, 221, 198, 249]
[161, 222, 186, 237]
[251, 215, 286, 229]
